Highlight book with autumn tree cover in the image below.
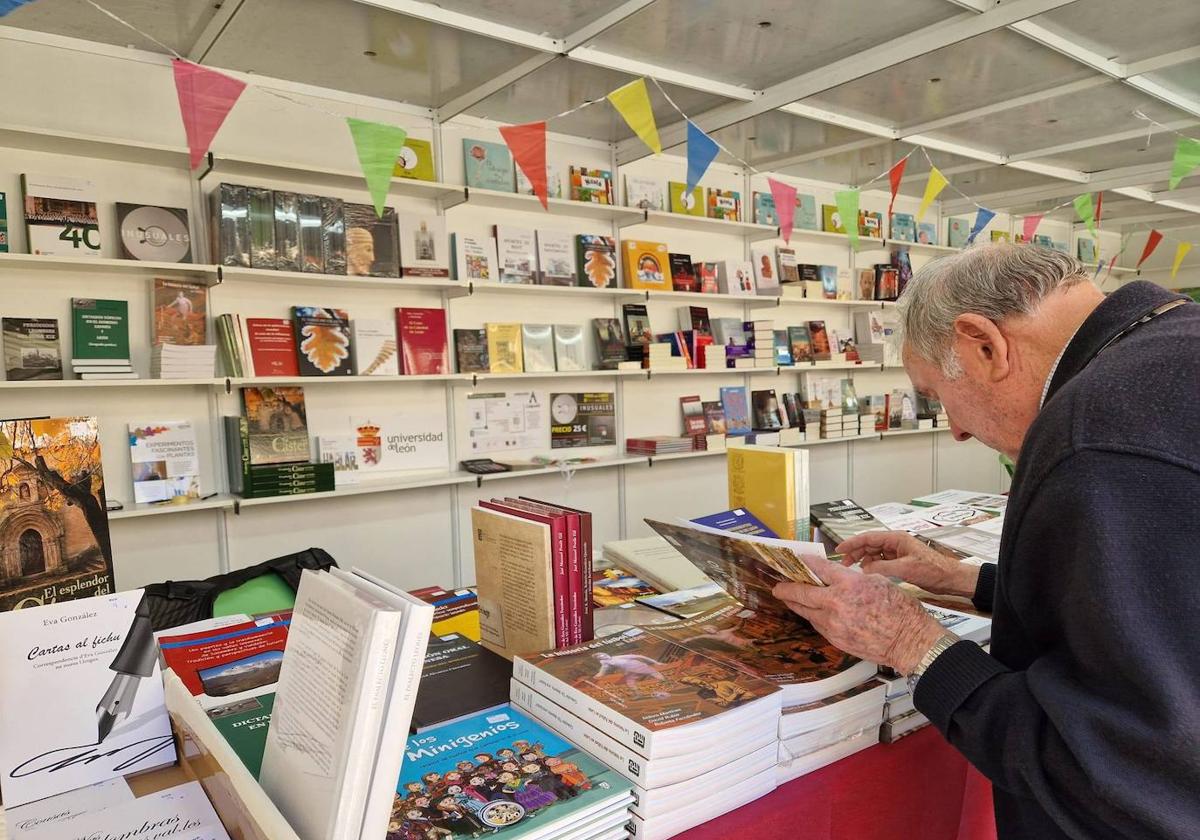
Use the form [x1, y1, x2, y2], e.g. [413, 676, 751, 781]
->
[152, 279, 207, 346]
[292, 306, 354, 376]
[0, 416, 114, 611]
[576, 235, 618, 288]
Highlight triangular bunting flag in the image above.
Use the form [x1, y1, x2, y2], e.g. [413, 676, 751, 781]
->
[172, 59, 247, 170]
[917, 166, 948, 222]
[500, 121, 549, 209]
[607, 78, 661, 155]
[1136, 230, 1163, 270]
[1094, 191, 1103, 225]
[686, 121, 720, 195]
[1022, 214, 1044, 244]
[346, 118, 408, 217]
[835, 188, 861, 251]
[887, 157, 908, 224]
[1171, 241, 1192, 279]
[965, 207, 996, 245]
[1073, 193, 1098, 240]
[1168, 137, 1200, 189]
[1104, 254, 1118, 282]
[768, 177, 798, 244]
[0, 0, 37, 16]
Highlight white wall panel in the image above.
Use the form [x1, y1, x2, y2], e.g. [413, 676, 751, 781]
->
[109, 512, 224, 589]
[851, 435, 936, 507]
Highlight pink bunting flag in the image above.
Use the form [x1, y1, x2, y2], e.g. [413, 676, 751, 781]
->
[1022, 214, 1044, 244]
[1136, 230, 1163, 271]
[172, 59, 246, 170]
[499, 121, 548, 210]
[768, 177, 798, 244]
[887, 157, 908, 224]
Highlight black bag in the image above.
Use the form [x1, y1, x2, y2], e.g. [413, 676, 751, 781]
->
[142, 547, 337, 632]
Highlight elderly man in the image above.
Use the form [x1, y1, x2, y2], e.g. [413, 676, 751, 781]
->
[774, 244, 1199, 839]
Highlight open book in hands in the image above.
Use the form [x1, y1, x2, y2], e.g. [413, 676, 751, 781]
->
[644, 519, 828, 620]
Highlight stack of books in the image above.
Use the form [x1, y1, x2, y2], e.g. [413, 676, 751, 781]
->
[511, 627, 782, 840]
[72, 297, 136, 379]
[646, 342, 687, 371]
[151, 342, 217, 379]
[820, 408, 859, 438]
[224, 386, 334, 498]
[745, 319, 776, 368]
[711, 318, 752, 368]
[777, 679, 887, 783]
[626, 436, 698, 456]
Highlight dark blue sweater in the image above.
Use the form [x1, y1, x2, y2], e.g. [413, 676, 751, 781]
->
[914, 282, 1200, 839]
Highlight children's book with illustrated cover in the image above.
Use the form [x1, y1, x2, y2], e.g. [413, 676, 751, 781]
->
[463, 139, 515, 192]
[393, 706, 631, 838]
[569, 166, 614, 205]
[592, 568, 661, 608]
[667, 182, 704, 217]
[917, 222, 938, 245]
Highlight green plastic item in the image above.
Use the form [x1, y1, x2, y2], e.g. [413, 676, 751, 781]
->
[212, 572, 296, 618]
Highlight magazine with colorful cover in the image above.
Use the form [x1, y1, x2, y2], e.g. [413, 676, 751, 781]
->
[635, 582, 736, 620]
[393, 706, 632, 838]
[128, 420, 201, 503]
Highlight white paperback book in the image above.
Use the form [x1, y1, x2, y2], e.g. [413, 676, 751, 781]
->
[19, 781, 230, 840]
[521, 324, 556, 372]
[535, 229, 578, 285]
[751, 249, 781, 296]
[351, 318, 400, 376]
[127, 420, 201, 503]
[624, 175, 664, 210]
[553, 324, 587, 371]
[3, 777, 133, 839]
[258, 569, 432, 840]
[397, 214, 450, 278]
[493, 225, 536, 284]
[0, 591, 176, 808]
[450, 233, 499, 283]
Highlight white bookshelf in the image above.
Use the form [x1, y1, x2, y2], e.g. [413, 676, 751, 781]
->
[0, 378, 222, 390]
[216, 265, 469, 295]
[639, 210, 779, 242]
[0, 252, 219, 282]
[458, 188, 646, 226]
[109, 495, 237, 520]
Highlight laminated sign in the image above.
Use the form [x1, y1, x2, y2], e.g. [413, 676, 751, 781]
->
[550, 392, 615, 449]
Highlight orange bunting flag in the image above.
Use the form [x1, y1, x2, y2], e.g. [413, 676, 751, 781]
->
[499, 121, 549, 209]
[887, 157, 908, 224]
[1136, 230, 1163, 270]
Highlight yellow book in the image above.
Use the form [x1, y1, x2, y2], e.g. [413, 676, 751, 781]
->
[485, 322, 523, 373]
[622, 239, 671, 291]
[668, 181, 705, 216]
[471, 506, 555, 659]
[727, 445, 810, 540]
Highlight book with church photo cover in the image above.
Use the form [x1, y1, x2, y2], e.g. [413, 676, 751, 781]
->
[241, 386, 311, 466]
[0, 416, 114, 611]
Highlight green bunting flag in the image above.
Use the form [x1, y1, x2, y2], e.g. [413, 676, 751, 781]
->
[835, 188, 861, 250]
[346, 117, 408, 218]
[1169, 137, 1200, 190]
[1073, 193, 1098, 241]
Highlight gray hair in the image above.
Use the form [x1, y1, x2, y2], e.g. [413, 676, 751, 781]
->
[895, 243, 1089, 377]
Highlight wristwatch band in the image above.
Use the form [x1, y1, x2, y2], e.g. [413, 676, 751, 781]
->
[907, 633, 959, 694]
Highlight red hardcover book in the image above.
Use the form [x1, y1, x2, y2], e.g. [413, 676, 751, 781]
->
[396, 307, 449, 374]
[697, 261, 720, 294]
[522, 497, 593, 642]
[693, 332, 715, 369]
[479, 500, 570, 647]
[246, 318, 300, 376]
[507, 498, 582, 644]
[680, 395, 707, 436]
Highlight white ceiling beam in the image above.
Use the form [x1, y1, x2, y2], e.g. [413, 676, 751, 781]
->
[1152, 186, 1200, 203]
[776, 104, 896, 139]
[185, 0, 246, 62]
[1123, 45, 1200, 77]
[350, 0, 561, 51]
[752, 137, 891, 172]
[437, 54, 560, 122]
[1102, 210, 1194, 226]
[567, 47, 756, 101]
[1124, 75, 1200, 119]
[1006, 119, 1200, 163]
[940, 161, 1172, 213]
[896, 77, 1109, 136]
[615, 0, 1080, 164]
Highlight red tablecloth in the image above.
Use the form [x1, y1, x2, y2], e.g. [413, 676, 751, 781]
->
[680, 727, 997, 840]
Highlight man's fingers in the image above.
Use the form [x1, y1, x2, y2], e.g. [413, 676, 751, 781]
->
[773, 580, 835, 608]
[835, 530, 898, 556]
[859, 556, 914, 579]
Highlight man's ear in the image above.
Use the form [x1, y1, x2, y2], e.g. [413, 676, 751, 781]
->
[952, 313, 1010, 382]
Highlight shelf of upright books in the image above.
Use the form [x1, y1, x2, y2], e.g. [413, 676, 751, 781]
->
[0, 252, 220, 282]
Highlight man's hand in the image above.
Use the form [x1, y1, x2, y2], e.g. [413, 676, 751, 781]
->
[835, 530, 981, 598]
[773, 555, 946, 675]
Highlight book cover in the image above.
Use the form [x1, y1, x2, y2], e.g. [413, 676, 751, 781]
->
[669, 252, 698, 292]
[947, 217, 970, 249]
[809, 499, 888, 546]
[246, 318, 299, 377]
[821, 204, 847, 234]
[679, 305, 712, 336]
[706, 188, 742, 221]
[752, 192, 777, 226]
[321, 196, 347, 275]
[622, 303, 653, 348]
[624, 175, 664, 210]
[454, 328, 489, 374]
[396, 706, 631, 834]
[991, 230, 1011, 243]
[775, 247, 799, 285]
[623, 240, 670, 291]
[680, 395, 706, 436]
[494, 225, 537, 284]
[411, 633, 511, 732]
[752, 251, 780, 296]
[22, 174, 100, 258]
[296, 193, 324, 273]
[209, 693, 275, 779]
[345, 203, 400, 277]
[569, 165, 614, 204]
[0, 591, 174, 806]
[158, 614, 289, 710]
[242, 386, 310, 465]
[690, 508, 777, 537]
[917, 222, 938, 245]
[774, 330, 793, 366]
[591, 319, 626, 369]
[397, 307, 449, 375]
[858, 209, 883, 239]
[890, 213, 916, 243]
[152, 278, 207, 346]
[889, 388, 917, 429]
[0, 417, 114, 611]
[717, 260, 756, 295]
[819, 265, 838, 300]
[575, 234, 618, 288]
[719, 386, 752, 435]
[452, 233, 500, 283]
[128, 420, 201, 503]
[521, 324, 556, 373]
[486, 323, 524, 373]
[550, 393, 615, 449]
[1077, 237, 1097, 262]
[635, 582, 736, 620]
[592, 568, 661, 607]
[702, 401, 727, 434]
[351, 318, 400, 376]
[244, 186, 276, 270]
[116, 202, 191, 262]
[751, 389, 784, 430]
[272, 191, 301, 271]
[535, 230, 577, 285]
[393, 138, 436, 181]
[463, 139, 515, 192]
[0, 191, 7, 252]
[516, 164, 564, 199]
[71, 298, 129, 363]
[697, 261, 719, 294]
[553, 324, 587, 372]
[293, 306, 354, 376]
[472, 505, 554, 658]
[399, 214, 450, 278]
[214, 182, 250, 267]
[2, 317, 62, 380]
[796, 194, 819, 231]
[410, 586, 482, 641]
[667, 181, 704, 216]
[808, 321, 831, 359]
[857, 268, 877, 301]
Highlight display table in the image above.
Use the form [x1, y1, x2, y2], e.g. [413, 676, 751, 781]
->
[681, 727, 996, 840]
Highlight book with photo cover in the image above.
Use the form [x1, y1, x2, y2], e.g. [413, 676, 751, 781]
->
[535, 229, 577, 285]
[494, 225, 537, 285]
[751, 389, 784, 430]
[808, 321, 831, 360]
[398, 214, 450, 278]
[917, 222, 938, 245]
[680, 395, 706, 436]
[669, 253, 698, 292]
[463, 138, 515, 192]
[2, 317, 62, 380]
[702, 400, 727, 434]
[719, 386, 752, 435]
[345, 203, 400, 277]
[452, 233, 499, 283]
[576, 234, 618, 288]
[152, 278, 207, 346]
[22, 173, 100, 258]
[636, 581, 736, 620]
[116, 202, 192, 263]
[697, 261, 719, 294]
[0, 416, 114, 611]
[128, 420, 201, 504]
[241, 386, 310, 466]
[592, 319, 626, 369]
[454, 328, 489, 374]
[292, 306, 354, 376]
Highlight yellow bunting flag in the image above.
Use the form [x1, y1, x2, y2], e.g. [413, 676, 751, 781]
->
[917, 166, 949, 222]
[1171, 241, 1192, 279]
[607, 78, 662, 155]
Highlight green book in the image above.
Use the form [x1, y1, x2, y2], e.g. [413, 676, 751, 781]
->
[209, 693, 275, 779]
[0, 192, 8, 252]
[70, 298, 130, 363]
